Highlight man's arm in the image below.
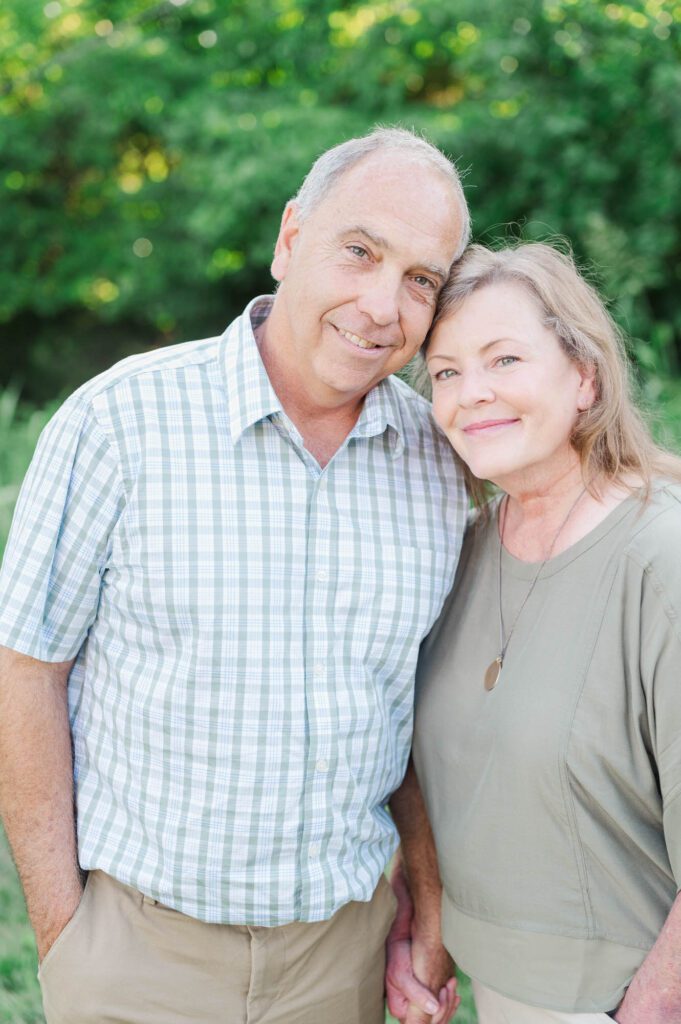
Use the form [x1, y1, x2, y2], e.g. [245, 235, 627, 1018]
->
[0, 645, 82, 962]
[388, 758, 459, 1024]
[613, 892, 681, 1022]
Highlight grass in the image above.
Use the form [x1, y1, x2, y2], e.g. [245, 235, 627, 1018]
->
[0, 832, 44, 1024]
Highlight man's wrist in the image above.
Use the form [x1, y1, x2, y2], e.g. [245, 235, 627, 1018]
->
[411, 908, 444, 947]
[31, 874, 84, 960]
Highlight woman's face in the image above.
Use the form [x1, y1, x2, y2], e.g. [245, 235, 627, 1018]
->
[426, 281, 596, 493]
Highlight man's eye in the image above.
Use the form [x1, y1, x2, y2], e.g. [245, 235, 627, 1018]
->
[348, 245, 369, 258]
[413, 275, 437, 289]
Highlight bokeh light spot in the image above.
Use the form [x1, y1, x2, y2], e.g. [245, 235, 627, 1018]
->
[133, 238, 153, 258]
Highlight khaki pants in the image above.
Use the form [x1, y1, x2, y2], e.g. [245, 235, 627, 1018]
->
[472, 979, 616, 1023]
[38, 870, 397, 1024]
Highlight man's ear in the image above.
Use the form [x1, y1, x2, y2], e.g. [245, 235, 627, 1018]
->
[271, 202, 301, 282]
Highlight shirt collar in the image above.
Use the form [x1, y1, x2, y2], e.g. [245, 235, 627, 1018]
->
[351, 376, 406, 458]
[219, 295, 406, 456]
[219, 295, 283, 444]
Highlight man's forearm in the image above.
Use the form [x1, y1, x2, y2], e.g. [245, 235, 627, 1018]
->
[389, 758, 457, 1024]
[0, 646, 82, 960]
[390, 757, 443, 934]
[615, 891, 681, 1023]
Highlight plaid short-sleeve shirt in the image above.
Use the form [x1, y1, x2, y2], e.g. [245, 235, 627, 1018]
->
[0, 297, 466, 924]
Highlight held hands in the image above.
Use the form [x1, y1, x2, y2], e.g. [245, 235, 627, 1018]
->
[385, 861, 460, 1024]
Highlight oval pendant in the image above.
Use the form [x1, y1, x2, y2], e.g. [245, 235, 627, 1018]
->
[484, 657, 502, 691]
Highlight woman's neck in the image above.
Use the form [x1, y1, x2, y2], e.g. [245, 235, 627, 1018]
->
[499, 464, 633, 562]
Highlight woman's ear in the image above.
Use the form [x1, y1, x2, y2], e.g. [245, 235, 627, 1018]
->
[577, 366, 597, 411]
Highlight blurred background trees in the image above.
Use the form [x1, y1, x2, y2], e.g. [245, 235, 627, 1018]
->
[1, 0, 680, 409]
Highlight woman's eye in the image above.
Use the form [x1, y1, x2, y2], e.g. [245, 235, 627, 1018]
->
[348, 244, 369, 259]
[497, 355, 519, 367]
[433, 368, 458, 381]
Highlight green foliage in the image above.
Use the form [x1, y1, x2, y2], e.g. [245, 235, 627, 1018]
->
[0, 830, 44, 1023]
[0, 389, 53, 559]
[1, 0, 680, 402]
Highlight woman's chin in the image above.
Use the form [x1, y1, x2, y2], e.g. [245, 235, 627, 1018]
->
[463, 458, 514, 486]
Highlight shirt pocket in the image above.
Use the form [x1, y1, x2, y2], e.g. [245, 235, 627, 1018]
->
[333, 542, 451, 666]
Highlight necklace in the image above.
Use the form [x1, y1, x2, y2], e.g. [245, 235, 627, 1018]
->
[483, 486, 587, 691]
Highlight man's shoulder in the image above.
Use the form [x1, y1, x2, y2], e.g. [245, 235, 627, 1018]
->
[71, 335, 223, 408]
[386, 373, 457, 456]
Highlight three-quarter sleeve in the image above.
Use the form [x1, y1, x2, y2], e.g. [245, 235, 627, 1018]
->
[639, 558, 681, 885]
[0, 395, 126, 662]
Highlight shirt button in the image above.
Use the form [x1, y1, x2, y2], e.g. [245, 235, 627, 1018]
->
[309, 842, 321, 857]
[316, 758, 329, 773]
[313, 663, 325, 679]
[316, 569, 328, 582]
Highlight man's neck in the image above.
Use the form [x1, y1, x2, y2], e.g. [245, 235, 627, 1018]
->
[254, 318, 364, 468]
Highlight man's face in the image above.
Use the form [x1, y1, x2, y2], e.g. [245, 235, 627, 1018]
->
[269, 153, 464, 410]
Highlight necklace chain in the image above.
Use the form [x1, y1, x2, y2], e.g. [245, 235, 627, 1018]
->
[484, 486, 587, 691]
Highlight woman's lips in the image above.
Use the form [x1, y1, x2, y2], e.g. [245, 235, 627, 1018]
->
[461, 418, 520, 435]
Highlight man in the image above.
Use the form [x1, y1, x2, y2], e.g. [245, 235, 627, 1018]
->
[0, 126, 468, 1024]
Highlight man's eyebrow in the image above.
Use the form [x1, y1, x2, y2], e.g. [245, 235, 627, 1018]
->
[341, 224, 393, 250]
[422, 262, 449, 283]
[340, 225, 448, 281]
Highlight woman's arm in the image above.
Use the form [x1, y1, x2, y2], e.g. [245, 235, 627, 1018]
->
[613, 892, 681, 1022]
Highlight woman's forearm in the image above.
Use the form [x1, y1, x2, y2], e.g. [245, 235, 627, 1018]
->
[615, 892, 681, 1022]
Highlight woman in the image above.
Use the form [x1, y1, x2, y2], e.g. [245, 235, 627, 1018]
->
[408, 242, 681, 1022]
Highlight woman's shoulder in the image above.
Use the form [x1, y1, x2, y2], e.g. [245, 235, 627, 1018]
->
[622, 482, 681, 599]
[626, 482, 681, 554]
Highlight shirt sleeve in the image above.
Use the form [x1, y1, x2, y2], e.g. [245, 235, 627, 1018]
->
[0, 394, 126, 662]
[641, 563, 681, 886]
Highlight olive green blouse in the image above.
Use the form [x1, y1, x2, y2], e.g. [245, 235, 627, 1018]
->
[414, 484, 681, 1013]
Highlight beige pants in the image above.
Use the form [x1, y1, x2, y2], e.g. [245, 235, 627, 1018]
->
[38, 870, 397, 1024]
[473, 979, 616, 1023]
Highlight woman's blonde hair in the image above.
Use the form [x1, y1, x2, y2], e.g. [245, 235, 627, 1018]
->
[421, 241, 681, 507]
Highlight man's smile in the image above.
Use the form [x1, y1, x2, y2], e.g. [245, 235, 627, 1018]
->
[333, 324, 395, 353]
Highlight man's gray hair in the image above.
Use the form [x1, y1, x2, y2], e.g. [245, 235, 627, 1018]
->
[293, 126, 471, 260]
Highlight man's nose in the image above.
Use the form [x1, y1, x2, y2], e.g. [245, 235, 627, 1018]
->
[355, 272, 401, 327]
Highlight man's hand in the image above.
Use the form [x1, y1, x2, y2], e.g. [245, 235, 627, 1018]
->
[385, 858, 460, 1024]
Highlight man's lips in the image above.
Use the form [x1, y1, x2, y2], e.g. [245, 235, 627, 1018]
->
[461, 418, 520, 435]
[333, 324, 395, 352]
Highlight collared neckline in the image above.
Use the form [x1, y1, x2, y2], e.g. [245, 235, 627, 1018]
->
[219, 295, 406, 457]
[352, 376, 406, 458]
[219, 295, 283, 444]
